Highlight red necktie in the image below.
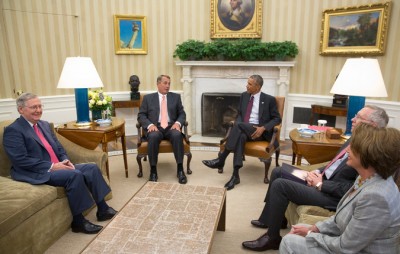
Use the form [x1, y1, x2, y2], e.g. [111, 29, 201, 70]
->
[33, 124, 59, 163]
[321, 145, 348, 175]
[244, 96, 254, 123]
[160, 95, 168, 128]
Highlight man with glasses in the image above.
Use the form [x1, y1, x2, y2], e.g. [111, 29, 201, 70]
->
[242, 105, 389, 252]
[3, 93, 117, 234]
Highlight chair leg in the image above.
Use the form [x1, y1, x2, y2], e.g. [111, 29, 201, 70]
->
[136, 154, 146, 177]
[275, 147, 280, 167]
[260, 157, 272, 184]
[186, 152, 192, 174]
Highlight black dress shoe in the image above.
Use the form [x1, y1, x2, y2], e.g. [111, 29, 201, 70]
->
[149, 172, 158, 182]
[96, 207, 118, 221]
[242, 232, 282, 251]
[71, 219, 103, 234]
[177, 171, 187, 184]
[251, 220, 268, 228]
[224, 175, 240, 190]
[202, 158, 224, 169]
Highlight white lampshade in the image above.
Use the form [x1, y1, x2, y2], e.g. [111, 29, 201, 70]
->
[57, 57, 103, 88]
[330, 58, 387, 97]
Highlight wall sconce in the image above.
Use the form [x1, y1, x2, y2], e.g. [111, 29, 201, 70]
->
[330, 58, 387, 135]
[57, 57, 103, 125]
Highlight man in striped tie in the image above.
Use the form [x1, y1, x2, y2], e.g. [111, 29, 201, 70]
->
[3, 93, 117, 235]
[202, 75, 281, 190]
[242, 105, 389, 252]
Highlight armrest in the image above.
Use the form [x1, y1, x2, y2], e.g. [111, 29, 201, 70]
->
[56, 133, 108, 177]
[136, 121, 191, 145]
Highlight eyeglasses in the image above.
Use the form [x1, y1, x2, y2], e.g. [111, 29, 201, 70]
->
[26, 104, 44, 110]
[353, 113, 369, 121]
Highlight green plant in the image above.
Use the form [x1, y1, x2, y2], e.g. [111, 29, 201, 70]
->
[173, 39, 299, 61]
[173, 39, 205, 60]
[88, 89, 112, 111]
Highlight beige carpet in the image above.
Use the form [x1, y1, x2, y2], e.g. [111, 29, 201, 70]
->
[45, 149, 292, 254]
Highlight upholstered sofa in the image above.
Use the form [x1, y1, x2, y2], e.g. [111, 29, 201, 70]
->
[0, 120, 111, 254]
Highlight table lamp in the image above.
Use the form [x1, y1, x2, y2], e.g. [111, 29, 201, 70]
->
[330, 58, 387, 135]
[57, 57, 104, 125]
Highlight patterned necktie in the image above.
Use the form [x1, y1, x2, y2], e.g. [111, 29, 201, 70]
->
[244, 96, 254, 123]
[321, 146, 348, 175]
[33, 124, 59, 163]
[160, 95, 168, 128]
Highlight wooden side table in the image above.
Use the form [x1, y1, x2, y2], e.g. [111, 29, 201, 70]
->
[309, 104, 347, 125]
[289, 128, 346, 165]
[56, 117, 128, 179]
[111, 100, 140, 116]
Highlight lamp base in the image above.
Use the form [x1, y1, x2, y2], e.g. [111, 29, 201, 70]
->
[73, 121, 93, 127]
[344, 96, 365, 135]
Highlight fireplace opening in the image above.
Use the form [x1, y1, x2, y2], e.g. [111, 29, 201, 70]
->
[201, 93, 241, 137]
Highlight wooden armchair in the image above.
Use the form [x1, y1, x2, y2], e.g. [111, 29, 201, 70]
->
[219, 96, 285, 184]
[136, 121, 192, 178]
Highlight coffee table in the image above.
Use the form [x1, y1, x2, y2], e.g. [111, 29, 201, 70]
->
[290, 128, 346, 165]
[82, 182, 226, 254]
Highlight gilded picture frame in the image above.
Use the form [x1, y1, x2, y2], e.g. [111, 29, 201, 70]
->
[320, 2, 391, 56]
[211, 0, 262, 39]
[113, 15, 147, 55]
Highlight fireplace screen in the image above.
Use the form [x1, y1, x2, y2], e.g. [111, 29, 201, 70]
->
[201, 93, 241, 137]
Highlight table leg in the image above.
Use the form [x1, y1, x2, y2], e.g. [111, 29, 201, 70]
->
[121, 134, 128, 177]
[296, 154, 302, 166]
[217, 196, 226, 231]
[101, 142, 110, 181]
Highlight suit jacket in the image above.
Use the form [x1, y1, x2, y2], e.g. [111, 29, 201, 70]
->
[236, 92, 281, 141]
[318, 139, 358, 204]
[308, 175, 400, 253]
[137, 92, 186, 129]
[3, 116, 68, 184]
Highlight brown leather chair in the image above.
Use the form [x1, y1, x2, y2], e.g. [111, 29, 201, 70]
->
[219, 96, 285, 184]
[136, 95, 192, 178]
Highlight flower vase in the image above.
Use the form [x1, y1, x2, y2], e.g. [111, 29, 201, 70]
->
[91, 110, 102, 121]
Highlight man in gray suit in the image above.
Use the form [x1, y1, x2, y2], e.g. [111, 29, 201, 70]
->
[137, 75, 187, 184]
[202, 74, 281, 190]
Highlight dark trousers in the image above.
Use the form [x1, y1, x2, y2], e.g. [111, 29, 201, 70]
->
[147, 126, 184, 167]
[224, 122, 264, 167]
[258, 167, 339, 238]
[46, 163, 111, 216]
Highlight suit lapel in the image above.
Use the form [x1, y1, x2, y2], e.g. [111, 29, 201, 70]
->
[258, 93, 265, 120]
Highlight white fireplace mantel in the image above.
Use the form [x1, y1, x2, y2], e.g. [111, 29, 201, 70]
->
[175, 61, 295, 139]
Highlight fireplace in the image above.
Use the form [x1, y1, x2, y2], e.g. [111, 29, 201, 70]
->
[201, 93, 240, 137]
[176, 61, 295, 140]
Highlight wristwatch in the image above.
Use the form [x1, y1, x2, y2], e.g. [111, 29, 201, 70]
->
[315, 182, 322, 190]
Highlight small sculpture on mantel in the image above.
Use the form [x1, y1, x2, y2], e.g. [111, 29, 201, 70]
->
[129, 75, 140, 100]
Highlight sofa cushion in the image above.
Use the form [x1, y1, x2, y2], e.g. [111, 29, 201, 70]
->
[0, 177, 58, 239]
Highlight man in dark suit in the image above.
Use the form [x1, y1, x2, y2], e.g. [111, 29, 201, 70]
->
[242, 105, 389, 252]
[3, 93, 117, 234]
[137, 74, 187, 184]
[202, 74, 281, 190]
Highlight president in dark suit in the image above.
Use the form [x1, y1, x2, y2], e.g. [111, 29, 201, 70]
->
[3, 93, 117, 234]
[137, 74, 187, 184]
[242, 105, 389, 252]
[202, 74, 281, 190]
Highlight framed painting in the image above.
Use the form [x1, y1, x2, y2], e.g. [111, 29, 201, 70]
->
[211, 0, 262, 38]
[320, 2, 392, 56]
[113, 15, 147, 55]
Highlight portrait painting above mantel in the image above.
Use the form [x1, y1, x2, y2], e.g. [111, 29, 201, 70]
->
[211, 0, 262, 38]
